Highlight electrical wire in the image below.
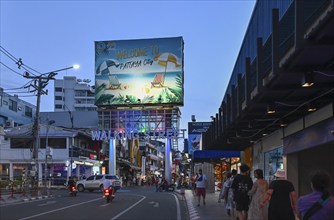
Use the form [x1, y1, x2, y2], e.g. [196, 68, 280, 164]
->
[0, 61, 24, 76]
[248, 88, 334, 139]
[313, 71, 334, 77]
[2, 80, 34, 91]
[0, 45, 39, 76]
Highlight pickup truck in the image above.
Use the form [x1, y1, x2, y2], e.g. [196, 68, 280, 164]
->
[76, 174, 121, 192]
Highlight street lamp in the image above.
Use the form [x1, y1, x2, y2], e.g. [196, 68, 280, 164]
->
[44, 119, 55, 195]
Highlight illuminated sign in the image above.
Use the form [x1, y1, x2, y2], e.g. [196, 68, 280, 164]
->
[89, 154, 97, 160]
[95, 37, 184, 107]
[91, 129, 186, 141]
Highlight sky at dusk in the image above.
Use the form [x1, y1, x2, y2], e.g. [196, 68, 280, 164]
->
[0, 0, 256, 133]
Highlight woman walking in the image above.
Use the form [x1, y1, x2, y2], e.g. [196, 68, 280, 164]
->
[248, 169, 268, 220]
[297, 170, 334, 220]
[260, 169, 297, 220]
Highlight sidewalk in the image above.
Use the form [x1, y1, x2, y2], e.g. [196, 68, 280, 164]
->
[180, 189, 232, 220]
[0, 188, 57, 205]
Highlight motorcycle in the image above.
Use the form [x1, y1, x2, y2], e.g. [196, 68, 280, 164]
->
[68, 185, 77, 197]
[159, 183, 175, 192]
[103, 186, 115, 203]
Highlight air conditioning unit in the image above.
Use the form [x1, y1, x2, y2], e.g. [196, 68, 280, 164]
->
[5, 120, 15, 128]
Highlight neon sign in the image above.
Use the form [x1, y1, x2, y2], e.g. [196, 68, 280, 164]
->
[91, 128, 186, 141]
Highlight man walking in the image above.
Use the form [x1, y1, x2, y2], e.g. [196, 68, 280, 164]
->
[195, 169, 208, 207]
[231, 164, 253, 220]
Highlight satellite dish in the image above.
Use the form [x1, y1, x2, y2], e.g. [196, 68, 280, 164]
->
[77, 79, 82, 82]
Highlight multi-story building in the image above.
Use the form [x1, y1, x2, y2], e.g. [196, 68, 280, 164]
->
[54, 76, 96, 112]
[0, 88, 36, 128]
[0, 123, 100, 183]
[202, 0, 334, 196]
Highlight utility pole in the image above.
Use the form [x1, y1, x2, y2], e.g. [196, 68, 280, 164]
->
[23, 65, 79, 195]
[24, 72, 56, 195]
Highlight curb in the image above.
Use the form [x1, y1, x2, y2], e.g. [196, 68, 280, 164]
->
[0, 194, 56, 204]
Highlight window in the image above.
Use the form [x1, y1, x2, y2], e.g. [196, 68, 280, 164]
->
[25, 106, 33, 117]
[55, 87, 63, 92]
[95, 175, 103, 180]
[11, 138, 34, 149]
[9, 100, 17, 112]
[55, 104, 63, 109]
[264, 147, 283, 180]
[86, 176, 95, 181]
[40, 138, 66, 149]
[55, 96, 63, 100]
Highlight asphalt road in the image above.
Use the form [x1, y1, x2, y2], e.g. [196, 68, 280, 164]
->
[0, 186, 188, 220]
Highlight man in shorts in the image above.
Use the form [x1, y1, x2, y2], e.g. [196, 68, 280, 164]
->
[195, 169, 208, 207]
[231, 164, 253, 220]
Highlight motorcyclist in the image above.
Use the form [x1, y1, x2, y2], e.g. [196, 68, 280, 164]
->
[67, 176, 76, 190]
[102, 178, 115, 197]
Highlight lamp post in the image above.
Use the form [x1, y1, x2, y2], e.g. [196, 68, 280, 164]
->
[44, 119, 55, 195]
[24, 64, 79, 195]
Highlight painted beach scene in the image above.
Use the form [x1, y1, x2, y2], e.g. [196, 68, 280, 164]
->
[95, 37, 184, 106]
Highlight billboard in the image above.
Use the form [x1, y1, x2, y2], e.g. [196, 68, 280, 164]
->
[187, 122, 211, 156]
[95, 37, 184, 107]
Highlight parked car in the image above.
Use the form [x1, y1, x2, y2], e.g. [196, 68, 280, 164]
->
[76, 174, 121, 192]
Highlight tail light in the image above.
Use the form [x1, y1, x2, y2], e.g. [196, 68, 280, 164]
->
[71, 186, 75, 191]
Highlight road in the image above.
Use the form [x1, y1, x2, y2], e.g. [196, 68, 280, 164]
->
[0, 186, 188, 220]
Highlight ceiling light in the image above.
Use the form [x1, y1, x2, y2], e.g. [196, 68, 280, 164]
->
[267, 104, 276, 114]
[307, 103, 317, 112]
[280, 119, 287, 127]
[301, 72, 314, 87]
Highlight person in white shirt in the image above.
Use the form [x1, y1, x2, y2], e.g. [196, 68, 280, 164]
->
[195, 169, 208, 206]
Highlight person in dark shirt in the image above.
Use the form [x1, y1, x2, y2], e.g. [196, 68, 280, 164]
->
[231, 164, 253, 220]
[260, 169, 297, 220]
[67, 176, 75, 186]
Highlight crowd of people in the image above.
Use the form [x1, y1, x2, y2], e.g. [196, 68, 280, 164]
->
[204, 164, 334, 220]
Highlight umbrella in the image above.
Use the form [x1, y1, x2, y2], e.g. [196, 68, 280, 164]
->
[153, 53, 181, 73]
[96, 59, 120, 75]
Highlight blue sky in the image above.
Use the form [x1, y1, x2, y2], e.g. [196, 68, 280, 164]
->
[0, 0, 256, 132]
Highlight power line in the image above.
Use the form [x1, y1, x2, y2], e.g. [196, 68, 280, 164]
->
[0, 61, 24, 76]
[2, 79, 34, 91]
[0, 45, 39, 76]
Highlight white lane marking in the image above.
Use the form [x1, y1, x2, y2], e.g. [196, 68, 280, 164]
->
[37, 201, 57, 206]
[101, 203, 111, 207]
[171, 193, 181, 220]
[153, 202, 159, 208]
[110, 195, 146, 220]
[18, 197, 101, 220]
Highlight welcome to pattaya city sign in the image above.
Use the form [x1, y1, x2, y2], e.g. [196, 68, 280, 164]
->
[91, 129, 186, 141]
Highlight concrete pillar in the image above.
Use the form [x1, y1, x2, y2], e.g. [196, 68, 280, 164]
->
[109, 139, 116, 175]
[9, 162, 13, 181]
[38, 162, 43, 183]
[76, 164, 80, 177]
[165, 138, 172, 184]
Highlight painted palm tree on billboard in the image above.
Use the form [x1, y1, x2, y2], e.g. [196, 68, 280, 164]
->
[95, 37, 184, 107]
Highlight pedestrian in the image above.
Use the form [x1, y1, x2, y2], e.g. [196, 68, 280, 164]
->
[191, 173, 198, 195]
[225, 169, 237, 218]
[218, 171, 231, 203]
[195, 168, 207, 207]
[297, 170, 334, 220]
[260, 168, 297, 220]
[248, 169, 268, 220]
[231, 164, 253, 220]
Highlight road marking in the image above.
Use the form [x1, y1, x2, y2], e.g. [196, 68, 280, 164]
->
[18, 197, 101, 220]
[37, 201, 56, 206]
[171, 193, 181, 220]
[110, 195, 146, 220]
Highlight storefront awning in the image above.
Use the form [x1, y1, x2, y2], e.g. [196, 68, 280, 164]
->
[192, 150, 240, 162]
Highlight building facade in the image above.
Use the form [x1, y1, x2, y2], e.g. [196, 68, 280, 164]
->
[202, 0, 334, 196]
[0, 88, 36, 128]
[54, 76, 96, 112]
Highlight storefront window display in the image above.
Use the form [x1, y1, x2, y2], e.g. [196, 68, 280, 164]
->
[264, 147, 283, 180]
